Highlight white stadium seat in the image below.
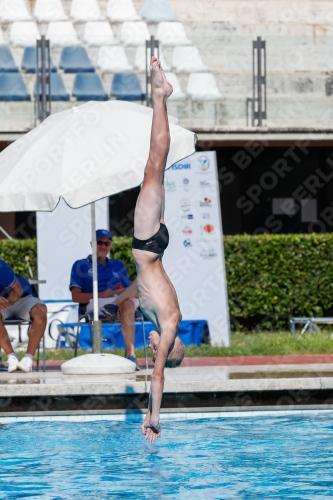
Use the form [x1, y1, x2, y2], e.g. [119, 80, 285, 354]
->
[120, 22, 150, 46]
[34, 0, 67, 22]
[171, 46, 207, 73]
[10, 22, 40, 47]
[46, 22, 79, 47]
[97, 45, 133, 73]
[0, 27, 5, 45]
[0, 0, 31, 22]
[134, 46, 170, 72]
[70, 0, 103, 22]
[187, 73, 223, 100]
[165, 72, 186, 100]
[157, 22, 191, 46]
[107, 0, 139, 22]
[83, 22, 117, 46]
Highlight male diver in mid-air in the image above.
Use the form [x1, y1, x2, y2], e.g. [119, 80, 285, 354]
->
[132, 57, 185, 443]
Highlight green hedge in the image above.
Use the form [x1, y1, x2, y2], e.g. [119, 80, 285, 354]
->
[2, 234, 333, 330]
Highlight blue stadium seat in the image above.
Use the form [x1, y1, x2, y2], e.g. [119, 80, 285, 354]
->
[35, 73, 70, 101]
[111, 73, 145, 101]
[0, 47, 18, 72]
[0, 73, 30, 101]
[72, 73, 108, 101]
[22, 47, 57, 73]
[60, 46, 94, 73]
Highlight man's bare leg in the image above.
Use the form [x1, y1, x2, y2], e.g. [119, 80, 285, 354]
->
[26, 303, 47, 356]
[118, 299, 135, 358]
[0, 318, 14, 355]
[133, 57, 173, 240]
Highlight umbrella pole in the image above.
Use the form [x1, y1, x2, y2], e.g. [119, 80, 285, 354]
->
[91, 202, 102, 353]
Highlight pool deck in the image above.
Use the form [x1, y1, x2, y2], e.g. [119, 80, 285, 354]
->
[1, 356, 333, 416]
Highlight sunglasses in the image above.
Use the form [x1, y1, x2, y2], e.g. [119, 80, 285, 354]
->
[97, 240, 112, 247]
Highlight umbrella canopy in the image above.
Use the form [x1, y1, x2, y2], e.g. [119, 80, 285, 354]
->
[0, 100, 196, 212]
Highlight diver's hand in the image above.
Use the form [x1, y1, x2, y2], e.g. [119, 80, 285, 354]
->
[144, 421, 161, 443]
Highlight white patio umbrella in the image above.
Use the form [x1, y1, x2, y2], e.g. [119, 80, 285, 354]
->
[0, 100, 196, 359]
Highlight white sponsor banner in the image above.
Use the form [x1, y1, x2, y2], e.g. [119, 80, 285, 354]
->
[163, 151, 230, 346]
[36, 198, 109, 301]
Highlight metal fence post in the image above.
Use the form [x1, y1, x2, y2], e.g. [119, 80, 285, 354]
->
[36, 35, 51, 124]
[145, 35, 159, 107]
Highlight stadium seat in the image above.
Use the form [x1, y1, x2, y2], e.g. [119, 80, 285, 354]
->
[97, 46, 132, 73]
[70, 0, 103, 22]
[0, 0, 31, 22]
[34, 0, 67, 22]
[0, 28, 5, 45]
[142, 0, 176, 22]
[83, 22, 117, 46]
[107, 0, 139, 22]
[134, 46, 170, 72]
[165, 72, 186, 100]
[157, 22, 191, 46]
[171, 46, 207, 72]
[60, 46, 95, 73]
[46, 22, 79, 47]
[10, 22, 40, 47]
[111, 73, 145, 101]
[120, 22, 150, 46]
[35, 73, 70, 101]
[21, 47, 57, 73]
[73, 73, 108, 101]
[0, 47, 18, 72]
[0, 73, 30, 100]
[187, 73, 223, 100]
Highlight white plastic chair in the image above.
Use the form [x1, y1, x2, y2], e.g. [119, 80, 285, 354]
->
[46, 22, 79, 47]
[172, 46, 207, 73]
[120, 22, 150, 46]
[97, 45, 133, 73]
[134, 46, 170, 72]
[107, 0, 139, 22]
[165, 72, 186, 100]
[34, 0, 67, 22]
[0, 0, 31, 22]
[187, 73, 223, 100]
[83, 22, 117, 46]
[157, 22, 191, 46]
[10, 22, 40, 47]
[70, 0, 103, 22]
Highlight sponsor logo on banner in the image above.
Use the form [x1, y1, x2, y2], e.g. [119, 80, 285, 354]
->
[182, 178, 191, 191]
[198, 238, 217, 259]
[181, 213, 194, 220]
[172, 163, 191, 170]
[182, 226, 193, 234]
[202, 212, 211, 219]
[165, 179, 176, 191]
[200, 180, 211, 188]
[183, 239, 192, 247]
[180, 198, 191, 212]
[202, 224, 215, 234]
[197, 156, 210, 171]
[200, 197, 212, 207]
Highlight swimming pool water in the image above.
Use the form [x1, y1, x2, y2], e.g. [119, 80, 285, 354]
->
[1, 415, 333, 499]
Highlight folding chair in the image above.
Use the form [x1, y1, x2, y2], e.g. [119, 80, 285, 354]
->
[73, 304, 149, 369]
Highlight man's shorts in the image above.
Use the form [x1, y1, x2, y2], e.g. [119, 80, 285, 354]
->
[86, 296, 139, 314]
[1, 296, 44, 322]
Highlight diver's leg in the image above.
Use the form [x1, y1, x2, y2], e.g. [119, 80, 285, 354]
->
[133, 57, 173, 240]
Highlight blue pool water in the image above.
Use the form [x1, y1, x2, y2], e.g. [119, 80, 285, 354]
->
[1, 415, 333, 499]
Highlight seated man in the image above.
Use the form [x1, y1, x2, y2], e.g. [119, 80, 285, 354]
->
[0, 258, 47, 373]
[70, 229, 140, 368]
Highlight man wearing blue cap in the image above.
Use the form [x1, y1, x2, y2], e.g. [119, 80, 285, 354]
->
[70, 229, 139, 368]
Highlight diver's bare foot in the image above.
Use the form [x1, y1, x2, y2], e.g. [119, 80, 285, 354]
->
[151, 56, 173, 99]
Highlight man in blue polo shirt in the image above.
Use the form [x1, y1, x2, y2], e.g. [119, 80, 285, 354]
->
[70, 229, 140, 368]
[0, 259, 47, 373]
